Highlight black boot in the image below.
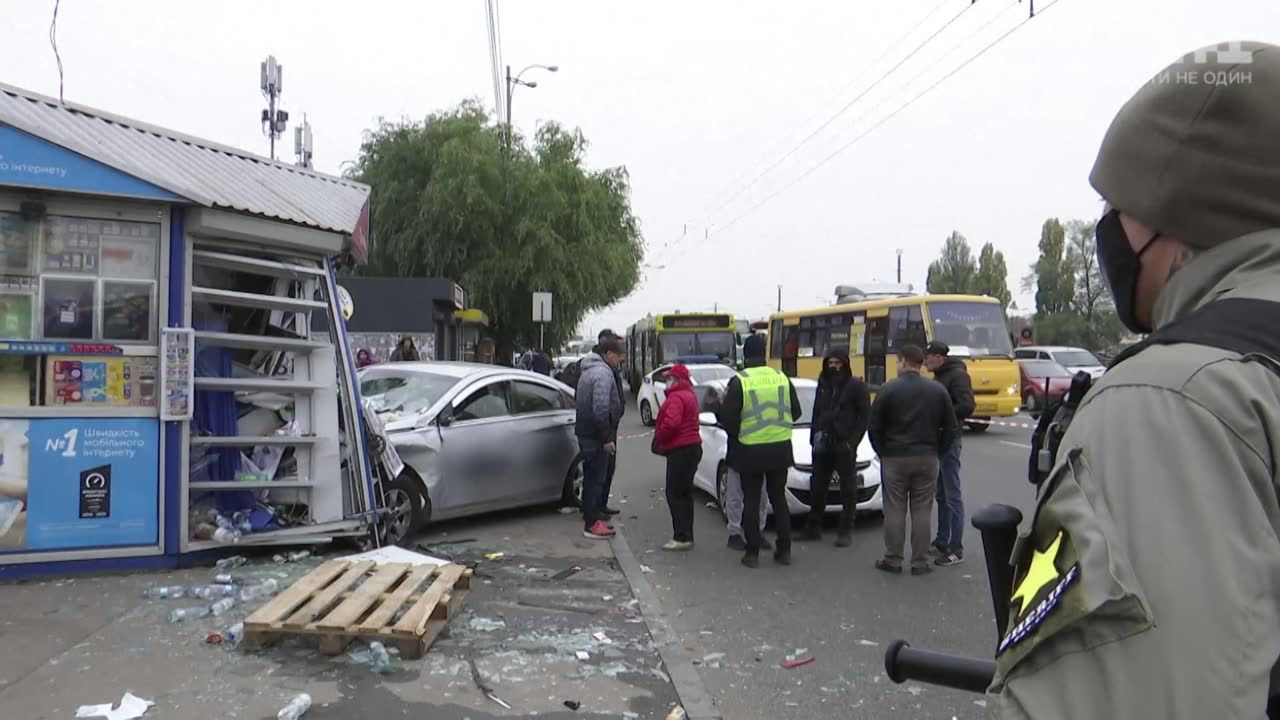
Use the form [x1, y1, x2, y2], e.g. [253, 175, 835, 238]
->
[741, 551, 759, 568]
[773, 548, 792, 565]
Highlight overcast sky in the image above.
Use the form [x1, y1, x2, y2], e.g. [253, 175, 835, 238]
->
[3, 0, 1276, 340]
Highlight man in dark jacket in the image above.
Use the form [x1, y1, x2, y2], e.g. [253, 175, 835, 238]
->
[717, 334, 803, 568]
[575, 339, 626, 538]
[923, 341, 975, 566]
[800, 347, 871, 546]
[869, 344, 958, 576]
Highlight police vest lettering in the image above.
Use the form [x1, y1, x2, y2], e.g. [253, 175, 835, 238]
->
[738, 367, 792, 445]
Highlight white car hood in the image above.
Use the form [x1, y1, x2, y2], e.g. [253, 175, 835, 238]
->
[1067, 365, 1107, 378]
[790, 427, 876, 468]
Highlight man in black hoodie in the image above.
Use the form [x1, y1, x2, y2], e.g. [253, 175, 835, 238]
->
[923, 341, 975, 566]
[799, 347, 871, 546]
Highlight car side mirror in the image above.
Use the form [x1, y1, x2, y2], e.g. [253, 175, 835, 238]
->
[436, 407, 454, 428]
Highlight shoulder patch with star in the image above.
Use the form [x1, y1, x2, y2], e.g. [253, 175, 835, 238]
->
[998, 529, 1080, 655]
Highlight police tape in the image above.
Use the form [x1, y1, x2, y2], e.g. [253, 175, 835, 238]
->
[965, 416, 1037, 430]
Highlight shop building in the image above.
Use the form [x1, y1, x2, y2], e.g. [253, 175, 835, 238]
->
[335, 276, 491, 363]
[0, 82, 380, 578]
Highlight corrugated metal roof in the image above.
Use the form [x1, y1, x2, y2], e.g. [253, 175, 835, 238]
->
[0, 81, 369, 234]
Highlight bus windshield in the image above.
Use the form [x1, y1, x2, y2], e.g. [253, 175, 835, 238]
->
[661, 332, 736, 362]
[928, 302, 1014, 358]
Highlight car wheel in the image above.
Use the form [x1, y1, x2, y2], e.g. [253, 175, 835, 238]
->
[965, 419, 990, 433]
[716, 464, 730, 522]
[640, 399, 655, 427]
[380, 474, 427, 547]
[561, 453, 585, 508]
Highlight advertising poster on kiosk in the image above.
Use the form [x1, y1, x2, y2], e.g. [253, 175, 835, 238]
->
[0, 418, 158, 552]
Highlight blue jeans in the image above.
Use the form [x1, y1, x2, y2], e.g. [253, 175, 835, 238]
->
[579, 442, 610, 529]
[934, 439, 964, 553]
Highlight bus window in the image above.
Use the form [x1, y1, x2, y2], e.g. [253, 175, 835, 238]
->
[865, 316, 888, 387]
[888, 305, 927, 352]
[927, 301, 1014, 357]
[769, 320, 784, 358]
[799, 316, 827, 358]
[781, 324, 800, 377]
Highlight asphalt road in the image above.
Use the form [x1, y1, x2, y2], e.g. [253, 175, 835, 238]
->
[609, 406, 1042, 720]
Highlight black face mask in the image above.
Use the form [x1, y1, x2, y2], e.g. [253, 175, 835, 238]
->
[1096, 209, 1161, 334]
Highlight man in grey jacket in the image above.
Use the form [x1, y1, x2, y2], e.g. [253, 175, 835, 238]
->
[988, 42, 1280, 718]
[575, 338, 626, 538]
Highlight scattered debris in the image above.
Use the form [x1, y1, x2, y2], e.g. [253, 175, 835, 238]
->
[593, 631, 613, 644]
[167, 606, 210, 623]
[276, 693, 311, 720]
[904, 685, 925, 696]
[551, 565, 584, 581]
[75, 692, 154, 720]
[699, 630, 714, 636]
[974, 699, 988, 708]
[665, 706, 687, 720]
[348, 641, 395, 673]
[340, 545, 447, 566]
[469, 658, 511, 709]
[602, 594, 614, 601]
[485, 552, 506, 560]
[702, 652, 726, 664]
[857, 639, 879, 647]
[214, 555, 247, 570]
[782, 657, 815, 669]
[575, 651, 590, 661]
[467, 617, 507, 632]
[639, 565, 654, 574]
[564, 700, 581, 711]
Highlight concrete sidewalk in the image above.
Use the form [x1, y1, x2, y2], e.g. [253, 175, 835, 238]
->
[0, 510, 684, 719]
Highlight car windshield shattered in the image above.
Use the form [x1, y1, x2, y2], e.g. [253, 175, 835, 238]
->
[361, 372, 460, 416]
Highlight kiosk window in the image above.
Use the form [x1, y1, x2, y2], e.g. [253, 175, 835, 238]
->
[102, 281, 155, 342]
[41, 277, 95, 340]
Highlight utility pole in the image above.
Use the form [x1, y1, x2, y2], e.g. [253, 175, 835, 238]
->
[777, 285, 782, 312]
[260, 55, 288, 160]
[896, 248, 904, 284]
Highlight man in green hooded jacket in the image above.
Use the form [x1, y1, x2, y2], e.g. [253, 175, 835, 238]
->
[988, 41, 1280, 718]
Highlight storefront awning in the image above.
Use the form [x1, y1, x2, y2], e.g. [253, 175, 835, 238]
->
[454, 309, 489, 326]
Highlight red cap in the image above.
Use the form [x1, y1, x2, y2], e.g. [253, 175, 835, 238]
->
[667, 364, 691, 382]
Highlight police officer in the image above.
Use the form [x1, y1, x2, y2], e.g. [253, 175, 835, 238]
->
[988, 42, 1280, 718]
[717, 334, 802, 568]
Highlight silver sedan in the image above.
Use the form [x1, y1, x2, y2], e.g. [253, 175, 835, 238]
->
[358, 362, 582, 539]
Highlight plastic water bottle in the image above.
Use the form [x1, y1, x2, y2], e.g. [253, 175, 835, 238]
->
[277, 693, 311, 720]
[223, 621, 245, 648]
[368, 641, 394, 673]
[240, 578, 279, 602]
[143, 585, 189, 600]
[213, 527, 241, 544]
[215, 555, 247, 570]
[168, 606, 211, 623]
[189, 584, 238, 600]
[288, 550, 311, 562]
[213, 573, 239, 585]
[210, 597, 236, 616]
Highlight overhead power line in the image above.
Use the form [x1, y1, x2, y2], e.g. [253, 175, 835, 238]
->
[711, 0, 1064, 237]
[694, 0, 953, 215]
[702, 0, 978, 221]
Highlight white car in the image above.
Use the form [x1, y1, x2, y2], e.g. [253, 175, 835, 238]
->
[691, 378, 883, 517]
[637, 363, 739, 427]
[1014, 346, 1106, 379]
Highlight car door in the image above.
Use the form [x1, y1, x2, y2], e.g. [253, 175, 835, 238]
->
[437, 379, 514, 513]
[508, 380, 579, 503]
[652, 365, 672, 408]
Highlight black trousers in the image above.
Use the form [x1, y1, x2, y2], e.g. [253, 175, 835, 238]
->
[664, 444, 702, 542]
[740, 467, 791, 553]
[809, 444, 857, 534]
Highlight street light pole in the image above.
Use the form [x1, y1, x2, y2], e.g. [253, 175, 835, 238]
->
[896, 248, 903, 284]
[504, 63, 558, 153]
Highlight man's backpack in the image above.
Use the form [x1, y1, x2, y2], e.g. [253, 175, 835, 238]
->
[559, 358, 584, 389]
[1029, 298, 1280, 487]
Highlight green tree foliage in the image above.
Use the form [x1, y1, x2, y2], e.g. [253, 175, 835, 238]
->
[348, 101, 643, 359]
[1031, 219, 1074, 315]
[926, 231, 977, 295]
[973, 242, 1012, 308]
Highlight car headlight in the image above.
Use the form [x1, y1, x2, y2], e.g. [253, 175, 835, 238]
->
[1006, 384, 1018, 395]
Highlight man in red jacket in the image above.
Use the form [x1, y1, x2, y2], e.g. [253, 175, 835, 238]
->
[654, 364, 704, 551]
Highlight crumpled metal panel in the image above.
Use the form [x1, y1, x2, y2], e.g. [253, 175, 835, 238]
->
[0, 82, 369, 234]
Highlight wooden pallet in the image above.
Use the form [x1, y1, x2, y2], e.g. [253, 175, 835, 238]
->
[242, 560, 472, 658]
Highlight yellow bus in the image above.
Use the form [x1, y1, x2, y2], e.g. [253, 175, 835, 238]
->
[625, 313, 738, 393]
[766, 294, 1020, 431]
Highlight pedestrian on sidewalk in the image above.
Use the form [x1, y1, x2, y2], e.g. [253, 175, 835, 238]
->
[575, 338, 626, 539]
[390, 336, 419, 362]
[924, 341, 974, 567]
[869, 345, 958, 576]
[562, 330, 626, 517]
[717, 334, 802, 568]
[799, 347, 870, 547]
[653, 364, 703, 551]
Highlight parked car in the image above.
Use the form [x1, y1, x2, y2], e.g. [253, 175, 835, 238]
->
[637, 362, 738, 427]
[1014, 345, 1106, 379]
[1017, 359, 1075, 416]
[691, 378, 883, 519]
[358, 362, 582, 534]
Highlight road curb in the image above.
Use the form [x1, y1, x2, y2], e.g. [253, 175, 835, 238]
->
[610, 531, 722, 720]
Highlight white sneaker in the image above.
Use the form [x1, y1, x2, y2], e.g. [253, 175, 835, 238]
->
[662, 540, 694, 551]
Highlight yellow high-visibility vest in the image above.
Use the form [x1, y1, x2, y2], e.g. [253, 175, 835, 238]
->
[737, 366, 792, 445]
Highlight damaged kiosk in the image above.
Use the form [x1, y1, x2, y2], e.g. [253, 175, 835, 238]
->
[0, 81, 388, 578]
